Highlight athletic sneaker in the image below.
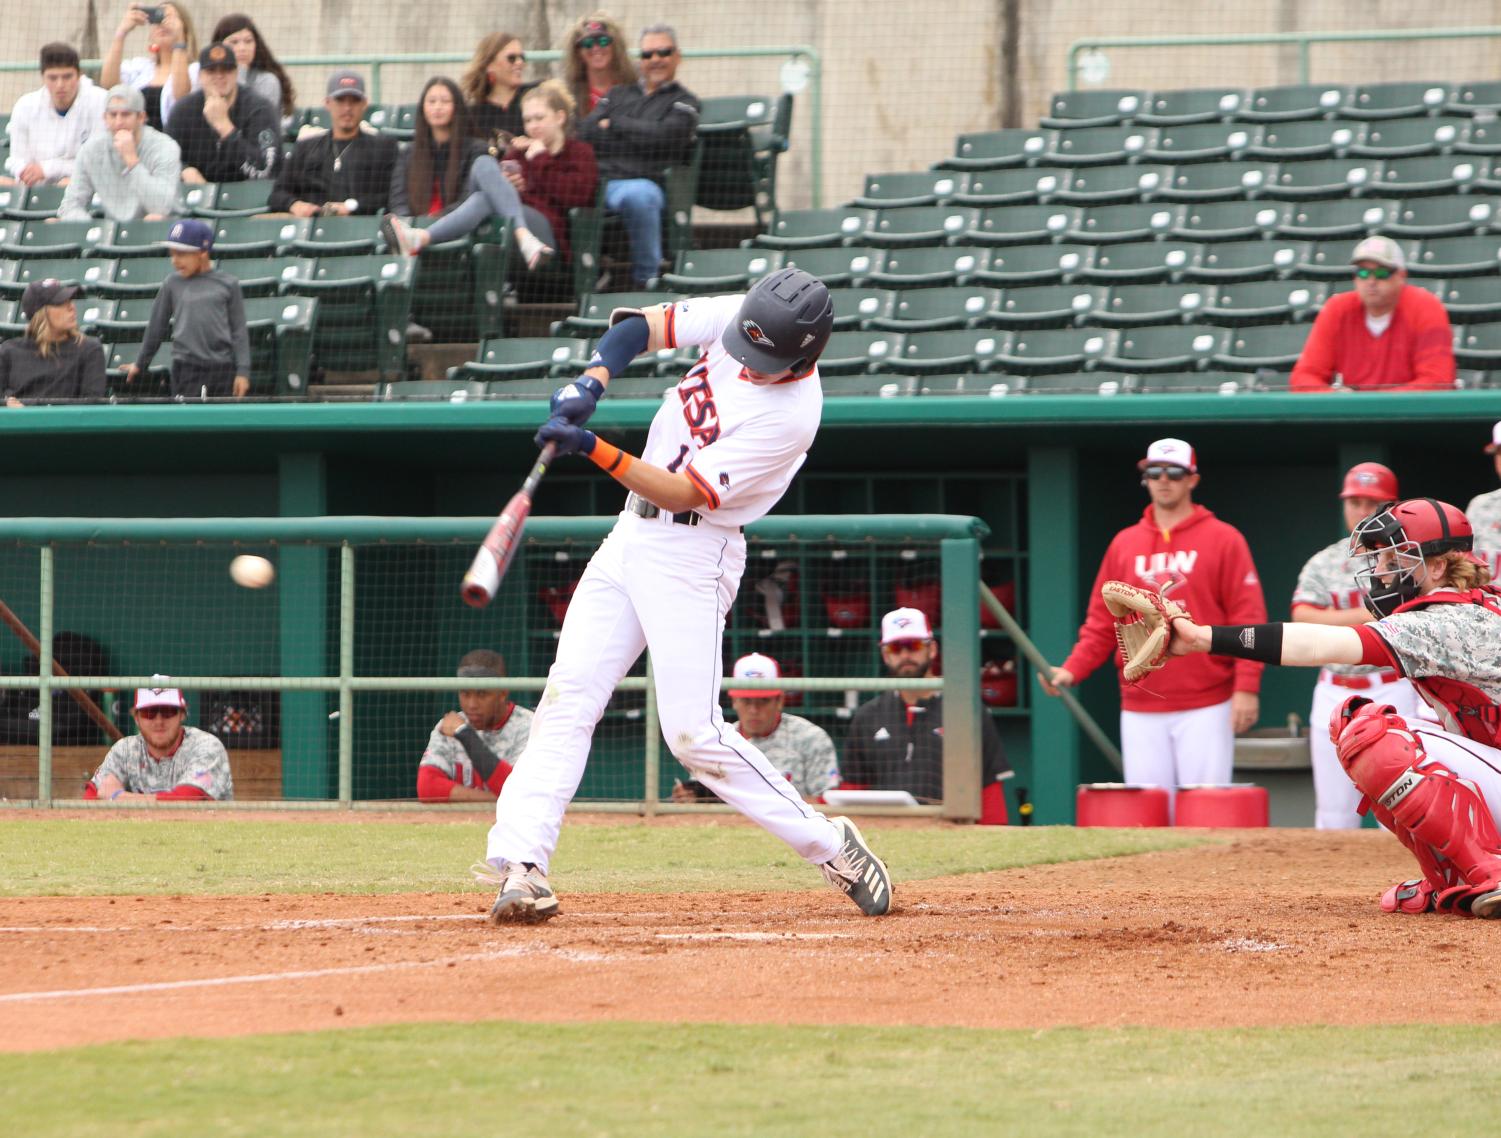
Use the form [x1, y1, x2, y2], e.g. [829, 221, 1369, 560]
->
[1468, 888, 1501, 919]
[472, 859, 560, 924]
[381, 213, 424, 257]
[819, 816, 892, 916]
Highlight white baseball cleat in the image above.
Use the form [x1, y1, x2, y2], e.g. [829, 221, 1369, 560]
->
[819, 816, 892, 916]
[472, 860, 560, 924]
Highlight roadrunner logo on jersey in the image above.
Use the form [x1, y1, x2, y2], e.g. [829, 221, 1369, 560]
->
[741, 320, 775, 347]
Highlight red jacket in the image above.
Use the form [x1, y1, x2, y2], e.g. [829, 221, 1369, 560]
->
[505, 137, 598, 262]
[1290, 286, 1455, 391]
[1063, 504, 1267, 711]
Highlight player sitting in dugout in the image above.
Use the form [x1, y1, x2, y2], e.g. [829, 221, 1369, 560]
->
[417, 649, 533, 802]
[85, 683, 234, 801]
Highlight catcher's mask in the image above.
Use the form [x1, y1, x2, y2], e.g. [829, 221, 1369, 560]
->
[1350, 497, 1472, 616]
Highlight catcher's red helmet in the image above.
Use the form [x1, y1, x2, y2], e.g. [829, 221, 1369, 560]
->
[1349, 498, 1473, 615]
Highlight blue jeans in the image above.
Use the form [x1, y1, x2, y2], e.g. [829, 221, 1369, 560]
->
[603, 178, 666, 285]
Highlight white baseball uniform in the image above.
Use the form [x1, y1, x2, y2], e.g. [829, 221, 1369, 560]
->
[1465, 487, 1501, 579]
[1292, 538, 1418, 828]
[486, 294, 844, 871]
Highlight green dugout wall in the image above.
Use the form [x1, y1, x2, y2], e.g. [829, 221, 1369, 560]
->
[3, 392, 1498, 820]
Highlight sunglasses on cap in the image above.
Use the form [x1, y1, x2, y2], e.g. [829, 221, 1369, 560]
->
[578, 34, 612, 49]
[1354, 266, 1395, 280]
[1142, 465, 1190, 481]
[136, 706, 182, 720]
[640, 47, 676, 60]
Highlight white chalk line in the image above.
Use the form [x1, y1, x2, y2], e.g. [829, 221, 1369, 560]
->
[655, 931, 852, 942]
[0, 910, 729, 935]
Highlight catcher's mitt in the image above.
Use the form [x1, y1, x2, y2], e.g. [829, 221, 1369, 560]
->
[1101, 580, 1192, 682]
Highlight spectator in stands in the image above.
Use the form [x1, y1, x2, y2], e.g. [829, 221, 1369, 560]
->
[2, 43, 108, 187]
[101, 2, 198, 132]
[843, 609, 1011, 823]
[577, 23, 700, 287]
[417, 649, 533, 802]
[60, 86, 181, 222]
[563, 13, 636, 116]
[85, 683, 234, 801]
[1290, 236, 1456, 391]
[124, 218, 250, 399]
[207, 13, 296, 123]
[673, 653, 840, 804]
[269, 70, 396, 217]
[1, 280, 106, 407]
[1466, 420, 1501, 578]
[382, 77, 555, 271]
[462, 31, 536, 154]
[501, 81, 598, 266]
[168, 42, 281, 185]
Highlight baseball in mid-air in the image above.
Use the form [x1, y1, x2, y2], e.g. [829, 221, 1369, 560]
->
[229, 554, 276, 589]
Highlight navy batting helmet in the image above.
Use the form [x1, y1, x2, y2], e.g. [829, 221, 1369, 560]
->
[721, 268, 834, 375]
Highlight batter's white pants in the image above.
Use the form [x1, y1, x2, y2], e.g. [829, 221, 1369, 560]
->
[1309, 671, 1418, 829]
[487, 512, 843, 873]
[1120, 699, 1234, 807]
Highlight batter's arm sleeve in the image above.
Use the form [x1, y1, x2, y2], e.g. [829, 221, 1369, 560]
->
[1221, 530, 1268, 693]
[1289, 305, 1339, 391]
[453, 725, 501, 781]
[1059, 543, 1128, 681]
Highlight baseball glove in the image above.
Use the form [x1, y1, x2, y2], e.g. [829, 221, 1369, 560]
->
[1101, 580, 1192, 683]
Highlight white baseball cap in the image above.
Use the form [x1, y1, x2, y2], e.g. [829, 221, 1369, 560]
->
[1350, 235, 1405, 271]
[134, 685, 186, 711]
[1486, 420, 1501, 455]
[1137, 437, 1197, 473]
[881, 607, 933, 645]
[728, 652, 782, 698]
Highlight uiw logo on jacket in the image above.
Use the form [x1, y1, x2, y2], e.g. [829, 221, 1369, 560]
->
[1134, 550, 1198, 586]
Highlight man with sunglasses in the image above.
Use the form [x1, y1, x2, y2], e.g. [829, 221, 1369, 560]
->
[84, 684, 234, 801]
[1291, 235, 1455, 391]
[842, 608, 1011, 823]
[1041, 439, 1266, 800]
[576, 23, 700, 286]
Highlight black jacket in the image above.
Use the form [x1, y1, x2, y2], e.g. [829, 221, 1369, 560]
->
[576, 79, 700, 184]
[268, 129, 398, 215]
[167, 86, 281, 183]
[842, 691, 1009, 803]
[388, 137, 487, 217]
[0, 335, 106, 402]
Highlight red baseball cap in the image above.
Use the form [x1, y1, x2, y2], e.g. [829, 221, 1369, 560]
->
[1340, 461, 1398, 501]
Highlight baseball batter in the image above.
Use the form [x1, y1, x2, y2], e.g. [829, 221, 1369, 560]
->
[475, 268, 892, 923]
[1291, 462, 1418, 828]
[1161, 498, 1501, 917]
[1464, 420, 1501, 578]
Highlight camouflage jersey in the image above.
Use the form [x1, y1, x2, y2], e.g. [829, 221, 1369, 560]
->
[735, 712, 840, 799]
[1364, 587, 1501, 744]
[1291, 537, 1388, 678]
[1465, 487, 1501, 578]
[92, 726, 234, 799]
[419, 704, 534, 790]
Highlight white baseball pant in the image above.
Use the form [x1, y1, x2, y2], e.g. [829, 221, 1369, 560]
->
[1309, 671, 1418, 829]
[1120, 698, 1235, 807]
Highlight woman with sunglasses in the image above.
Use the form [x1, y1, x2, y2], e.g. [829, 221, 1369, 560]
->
[563, 13, 635, 115]
[384, 76, 553, 271]
[85, 685, 235, 801]
[462, 31, 537, 153]
[1290, 234, 1456, 391]
[1039, 437, 1267, 806]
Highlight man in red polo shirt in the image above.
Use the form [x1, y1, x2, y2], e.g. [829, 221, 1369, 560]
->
[1290, 235, 1455, 391]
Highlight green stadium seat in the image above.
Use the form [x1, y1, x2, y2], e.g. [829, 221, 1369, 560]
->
[781, 246, 884, 286]
[1090, 283, 1210, 327]
[752, 208, 869, 249]
[242, 295, 318, 395]
[380, 378, 486, 401]
[449, 337, 590, 381]
[984, 283, 1101, 329]
[406, 219, 510, 343]
[695, 93, 790, 222]
[879, 329, 1005, 374]
[0, 297, 23, 339]
[1446, 81, 1501, 117]
[1172, 200, 1284, 243]
[1042, 125, 1151, 167]
[294, 214, 386, 255]
[1185, 238, 1306, 282]
[100, 256, 174, 297]
[1136, 88, 1245, 126]
[1275, 198, 1394, 240]
[1292, 239, 1382, 281]
[1076, 241, 1198, 284]
[1, 184, 66, 220]
[820, 374, 920, 397]
[993, 327, 1110, 373]
[294, 255, 414, 377]
[951, 167, 1070, 206]
[1140, 123, 1256, 165]
[93, 218, 177, 258]
[863, 206, 976, 247]
[1262, 159, 1376, 201]
[1233, 84, 1346, 123]
[473, 377, 555, 400]
[1349, 118, 1461, 160]
[1134, 370, 1246, 393]
[866, 245, 987, 288]
[849, 171, 966, 209]
[0, 185, 23, 219]
[92, 295, 158, 342]
[658, 247, 781, 291]
[217, 255, 317, 297]
[1201, 279, 1324, 325]
[936, 129, 1049, 171]
[2, 257, 116, 298]
[1453, 324, 1501, 368]
[961, 204, 1075, 246]
[366, 103, 418, 139]
[1408, 235, 1501, 278]
[554, 291, 680, 336]
[1065, 203, 1179, 244]
[179, 181, 218, 215]
[1453, 119, 1501, 157]
[1050, 164, 1170, 205]
[1211, 324, 1309, 372]
[815, 330, 903, 375]
[599, 375, 677, 398]
[1243, 119, 1364, 162]
[1100, 324, 1224, 373]
[1374, 156, 1481, 197]
[829, 287, 896, 330]
[194, 180, 274, 218]
[73, 295, 116, 334]
[913, 371, 1015, 396]
[1440, 277, 1501, 323]
[1156, 162, 1275, 203]
[0, 218, 113, 258]
[105, 340, 172, 396]
[1025, 371, 1129, 394]
[1340, 82, 1449, 121]
[292, 106, 333, 135]
[969, 243, 1089, 286]
[1039, 90, 1145, 130]
[870, 286, 999, 332]
[211, 216, 312, 258]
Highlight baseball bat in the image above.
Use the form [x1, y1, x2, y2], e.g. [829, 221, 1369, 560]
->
[461, 442, 559, 609]
[0, 597, 124, 743]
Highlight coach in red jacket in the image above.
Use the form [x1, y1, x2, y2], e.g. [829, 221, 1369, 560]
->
[1040, 438, 1267, 794]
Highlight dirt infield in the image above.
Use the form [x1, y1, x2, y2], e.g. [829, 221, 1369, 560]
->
[3, 822, 1497, 1053]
